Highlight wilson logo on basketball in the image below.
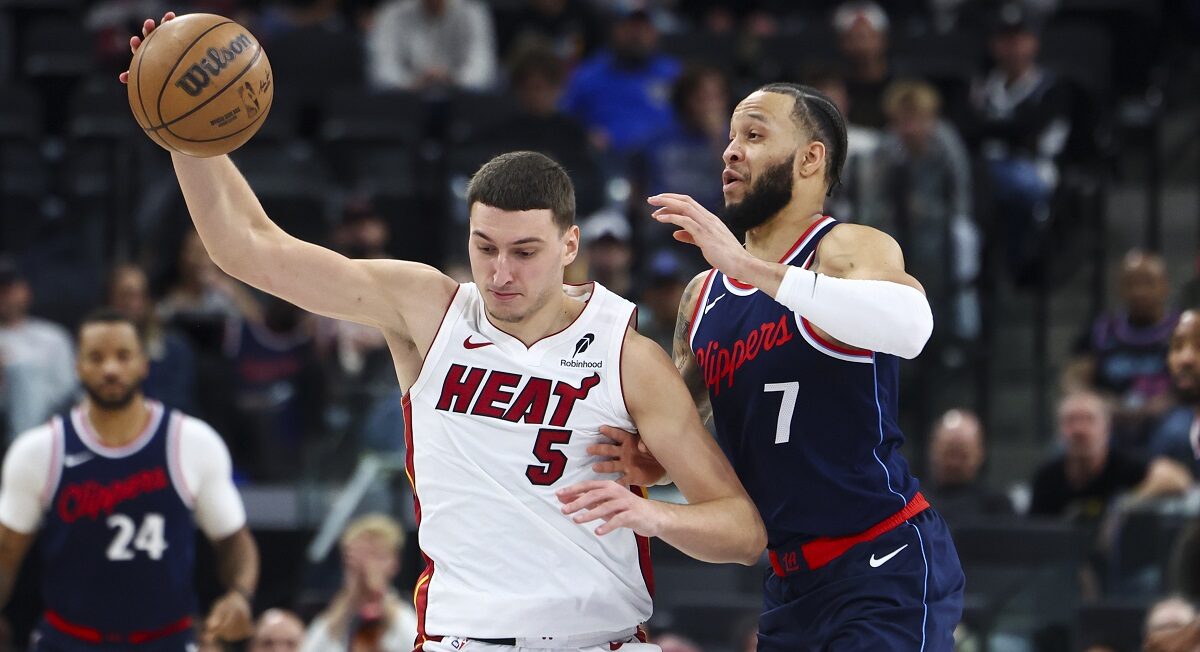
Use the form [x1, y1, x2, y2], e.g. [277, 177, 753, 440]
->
[173, 33, 254, 97]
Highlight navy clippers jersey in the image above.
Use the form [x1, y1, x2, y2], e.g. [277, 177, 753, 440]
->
[40, 402, 197, 633]
[689, 217, 921, 548]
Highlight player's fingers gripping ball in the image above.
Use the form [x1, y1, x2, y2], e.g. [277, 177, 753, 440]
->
[127, 13, 273, 157]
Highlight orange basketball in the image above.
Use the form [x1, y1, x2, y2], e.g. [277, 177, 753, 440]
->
[126, 13, 273, 157]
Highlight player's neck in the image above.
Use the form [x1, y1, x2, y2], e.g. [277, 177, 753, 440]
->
[83, 397, 151, 447]
[744, 204, 826, 262]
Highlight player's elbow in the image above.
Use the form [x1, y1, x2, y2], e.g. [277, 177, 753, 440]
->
[891, 301, 934, 360]
[734, 506, 767, 566]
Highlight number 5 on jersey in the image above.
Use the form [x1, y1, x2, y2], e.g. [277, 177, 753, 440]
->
[107, 513, 169, 561]
[527, 428, 572, 485]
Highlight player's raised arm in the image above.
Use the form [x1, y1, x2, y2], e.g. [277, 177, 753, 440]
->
[170, 153, 455, 333]
[563, 333, 765, 566]
[122, 15, 456, 336]
[650, 193, 933, 360]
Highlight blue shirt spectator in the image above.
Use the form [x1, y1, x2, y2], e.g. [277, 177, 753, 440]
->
[560, 9, 680, 154]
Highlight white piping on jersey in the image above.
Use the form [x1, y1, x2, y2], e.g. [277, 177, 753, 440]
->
[719, 216, 837, 297]
[41, 417, 65, 507]
[794, 314, 875, 364]
[872, 362, 907, 507]
[687, 269, 718, 351]
[909, 521, 931, 652]
[166, 412, 195, 508]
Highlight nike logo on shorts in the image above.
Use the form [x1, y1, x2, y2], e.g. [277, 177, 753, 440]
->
[869, 544, 908, 568]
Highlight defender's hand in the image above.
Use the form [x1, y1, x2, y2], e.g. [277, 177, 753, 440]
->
[557, 480, 665, 537]
[648, 193, 755, 281]
[202, 590, 253, 643]
[118, 12, 177, 84]
[588, 426, 666, 487]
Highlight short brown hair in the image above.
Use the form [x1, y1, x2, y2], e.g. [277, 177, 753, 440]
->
[466, 151, 575, 232]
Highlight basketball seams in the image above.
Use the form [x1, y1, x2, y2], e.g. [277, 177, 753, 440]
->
[131, 23, 180, 153]
[154, 43, 264, 130]
[152, 19, 234, 128]
[161, 93, 272, 143]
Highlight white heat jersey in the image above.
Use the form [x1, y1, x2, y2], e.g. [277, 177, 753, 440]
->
[404, 282, 653, 641]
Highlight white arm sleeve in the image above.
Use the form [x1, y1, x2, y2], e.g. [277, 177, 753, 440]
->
[775, 266, 934, 359]
[177, 417, 246, 540]
[0, 424, 56, 534]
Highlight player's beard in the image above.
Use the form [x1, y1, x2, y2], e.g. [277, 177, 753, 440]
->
[82, 378, 141, 411]
[722, 154, 795, 233]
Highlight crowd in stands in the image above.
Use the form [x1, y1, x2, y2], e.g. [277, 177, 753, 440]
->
[3, 0, 1200, 649]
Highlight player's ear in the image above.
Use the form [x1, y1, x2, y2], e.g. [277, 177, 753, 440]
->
[796, 140, 826, 181]
[562, 224, 580, 266]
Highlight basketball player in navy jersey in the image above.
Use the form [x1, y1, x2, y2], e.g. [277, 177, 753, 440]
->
[0, 310, 259, 651]
[599, 83, 965, 649]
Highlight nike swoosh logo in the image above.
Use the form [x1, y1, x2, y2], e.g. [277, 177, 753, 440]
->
[64, 452, 95, 468]
[869, 544, 909, 568]
[704, 294, 726, 314]
[463, 337, 493, 350]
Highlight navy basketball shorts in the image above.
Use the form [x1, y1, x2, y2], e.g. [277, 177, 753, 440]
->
[757, 508, 965, 651]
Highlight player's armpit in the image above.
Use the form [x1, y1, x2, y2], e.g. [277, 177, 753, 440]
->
[674, 271, 713, 423]
[621, 333, 766, 565]
[171, 154, 458, 337]
[0, 523, 34, 609]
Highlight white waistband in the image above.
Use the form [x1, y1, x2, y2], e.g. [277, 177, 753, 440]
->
[468, 627, 640, 649]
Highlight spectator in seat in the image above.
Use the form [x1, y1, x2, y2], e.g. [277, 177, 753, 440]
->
[495, 0, 604, 66]
[963, 2, 1071, 282]
[0, 256, 76, 442]
[107, 263, 198, 412]
[1029, 391, 1190, 521]
[560, 7, 680, 157]
[1066, 250, 1179, 450]
[869, 79, 979, 344]
[250, 609, 306, 652]
[302, 514, 417, 652]
[924, 409, 1013, 526]
[367, 0, 498, 91]
[832, 1, 893, 129]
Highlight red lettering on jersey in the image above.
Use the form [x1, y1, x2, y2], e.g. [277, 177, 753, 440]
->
[502, 377, 551, 423]
[471, 371, 522, 419]
[549, 373, 600, 427]
[435, 367, 601, 426]
[56, 467, 169, 523]
[694, 316, 794, 395]
[436, 364, 486, 413]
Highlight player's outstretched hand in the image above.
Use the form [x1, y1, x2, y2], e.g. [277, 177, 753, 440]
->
[649, 193, 754, 281]
[588, 426, 666, 487]
[202, 590, 254, 643]
[557, 480, 664, 537]
[117, 12, 177, 84]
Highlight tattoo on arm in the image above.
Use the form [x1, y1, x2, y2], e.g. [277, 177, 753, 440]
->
[674, 274, 712, 424]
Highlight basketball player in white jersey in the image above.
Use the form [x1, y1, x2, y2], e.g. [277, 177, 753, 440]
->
[121, 16, 766, 652]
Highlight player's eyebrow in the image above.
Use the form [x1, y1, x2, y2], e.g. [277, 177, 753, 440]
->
[471, 231, 545, 246]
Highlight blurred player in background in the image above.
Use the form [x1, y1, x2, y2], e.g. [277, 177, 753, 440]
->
[0, 310, 258, 651]
[122, 14, 764, 652]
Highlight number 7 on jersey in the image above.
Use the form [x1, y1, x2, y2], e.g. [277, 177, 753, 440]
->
[764, 382, 799, 444]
